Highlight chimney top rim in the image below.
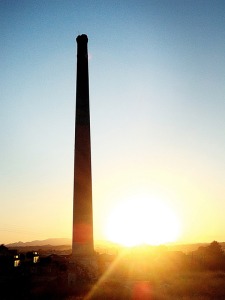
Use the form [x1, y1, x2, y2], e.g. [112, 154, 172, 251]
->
[76, 34, 88, 43]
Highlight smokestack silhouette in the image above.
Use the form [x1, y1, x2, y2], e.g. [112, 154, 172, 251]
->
[72, 34, 94, 256]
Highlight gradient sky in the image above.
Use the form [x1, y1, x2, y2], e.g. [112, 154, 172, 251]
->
[1, 0, 225, 245]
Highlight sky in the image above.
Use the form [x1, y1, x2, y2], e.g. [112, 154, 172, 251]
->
[1, 0, 225, 245]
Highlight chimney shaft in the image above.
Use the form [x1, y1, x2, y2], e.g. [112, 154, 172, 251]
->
[72, 34, 94, 256]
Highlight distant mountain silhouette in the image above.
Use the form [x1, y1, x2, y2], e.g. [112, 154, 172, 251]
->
[6, 239, 225, 254]
[6, 238, 71, 247]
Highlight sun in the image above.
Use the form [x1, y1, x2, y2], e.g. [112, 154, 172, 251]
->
[105, 195, 181, 247]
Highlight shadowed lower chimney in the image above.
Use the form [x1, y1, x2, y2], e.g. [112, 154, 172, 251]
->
[72, 34, 94, 256]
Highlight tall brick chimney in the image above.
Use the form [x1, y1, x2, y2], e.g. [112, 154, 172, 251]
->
[72, 34, 94, 256]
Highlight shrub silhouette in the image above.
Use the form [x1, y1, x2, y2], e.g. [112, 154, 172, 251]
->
[195, 241, 225, 270]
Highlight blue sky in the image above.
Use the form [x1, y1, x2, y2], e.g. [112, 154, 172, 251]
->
[1, 0, 225, 244]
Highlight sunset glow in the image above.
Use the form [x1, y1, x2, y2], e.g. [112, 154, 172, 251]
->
[105, 195, 181, 247]
[1, 1, 225, 246]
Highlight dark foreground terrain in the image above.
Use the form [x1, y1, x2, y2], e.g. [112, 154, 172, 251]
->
[1, 241, 225, 299]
